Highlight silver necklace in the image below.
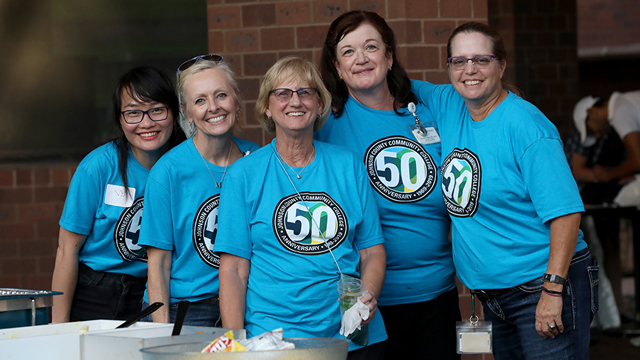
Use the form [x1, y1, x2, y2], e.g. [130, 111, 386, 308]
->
[199, 143, 232, 188]
[271, 144, 315, 179]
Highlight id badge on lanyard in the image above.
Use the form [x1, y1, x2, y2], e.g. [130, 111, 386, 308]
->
[456, 292, 493, 354]
[407, 102, 441, 145]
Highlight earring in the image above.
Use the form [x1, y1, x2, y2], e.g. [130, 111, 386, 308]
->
[338, 72, 343, 80]
[236, 109, 240, 118]
[389, 64, 392, 71]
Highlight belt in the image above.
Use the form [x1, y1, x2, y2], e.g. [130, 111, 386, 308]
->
[471, 288, 512, 300]
[196, 296, 219, 305]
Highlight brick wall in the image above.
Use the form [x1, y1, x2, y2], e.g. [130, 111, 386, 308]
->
[488, 0, 579, 139]
[207, 0, 489, 146]
[577, 0, 640, 49]
[0, 164, 75, 290]
[208, 1, 491, 358]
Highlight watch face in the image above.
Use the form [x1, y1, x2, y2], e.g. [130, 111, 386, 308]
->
[544, 274, 566, 285]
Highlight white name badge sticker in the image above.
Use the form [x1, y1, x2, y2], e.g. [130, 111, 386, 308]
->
[105, 184, 135, 207]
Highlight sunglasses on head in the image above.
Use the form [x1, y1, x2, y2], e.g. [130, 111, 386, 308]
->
[176, 54, 225, 76]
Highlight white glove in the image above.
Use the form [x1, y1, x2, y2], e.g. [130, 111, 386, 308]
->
[339, 295, 370, 337]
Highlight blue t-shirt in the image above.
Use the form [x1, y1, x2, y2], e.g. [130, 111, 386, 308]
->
[214, 139, 387, 351]
[138, 137, 259, 304]
[413, 82, 587, 289]
[59, 141, 149, 277]
[315, 87, 456, 305]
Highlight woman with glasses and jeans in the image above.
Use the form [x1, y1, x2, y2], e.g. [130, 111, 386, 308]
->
[215, 57, 387, 359]
[137, 55, 259, 326]
[316, 11, 460, 360]
[52, 66, 185, 322]
[413, 22, 598, 359]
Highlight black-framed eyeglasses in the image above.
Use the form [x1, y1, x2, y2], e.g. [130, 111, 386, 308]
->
[269, 88, 319, 102]
[121, 106, 170, 124]
[447, 55, 500, 70]
[177, 54, 225, 76]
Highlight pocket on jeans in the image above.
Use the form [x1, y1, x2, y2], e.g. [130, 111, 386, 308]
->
[517, 276, 544, 293]
[587, 264, 600, 315]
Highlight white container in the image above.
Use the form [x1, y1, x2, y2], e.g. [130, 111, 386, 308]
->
[0, 320, 243, 360]
[0, 320, 163, 360]
[81, 326, 244, 360]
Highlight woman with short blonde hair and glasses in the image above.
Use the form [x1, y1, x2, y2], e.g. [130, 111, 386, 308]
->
[216, 56, 388, 359]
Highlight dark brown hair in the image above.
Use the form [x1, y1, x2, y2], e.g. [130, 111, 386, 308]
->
[447, 22, 523, 97]
[320, 10, 417, 117]
[112, 66, 185, 193]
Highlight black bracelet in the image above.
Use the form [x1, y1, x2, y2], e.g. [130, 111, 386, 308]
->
[543, 273, 567, 285]
[542, 286, 563, 295]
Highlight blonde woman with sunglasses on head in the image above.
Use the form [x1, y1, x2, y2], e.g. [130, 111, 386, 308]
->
[137, 55, 259, 326]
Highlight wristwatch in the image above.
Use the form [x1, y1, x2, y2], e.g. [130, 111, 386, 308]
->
[543, 273, 567, 285]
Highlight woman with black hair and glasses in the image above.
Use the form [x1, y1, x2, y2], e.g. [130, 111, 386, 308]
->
[52, 66, 185, 323]
[137, 55, 259, 326]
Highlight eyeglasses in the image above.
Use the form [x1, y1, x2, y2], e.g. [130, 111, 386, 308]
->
[121, 106, 170, 124]
[269, 88, 319, 102]
[177, 54, 225, 75]
[447, 55, 500, 70]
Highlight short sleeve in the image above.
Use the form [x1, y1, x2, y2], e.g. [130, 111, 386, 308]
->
[519, 138, 584, 223]
[138, 173, 174, 250]
[352, 166, 385, 250]
[214, 170, 253, 259]
[610, 95, 640, 140]
[59, 164, 101, 235]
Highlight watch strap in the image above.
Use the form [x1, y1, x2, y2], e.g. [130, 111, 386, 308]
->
[543, 273, 567, 285]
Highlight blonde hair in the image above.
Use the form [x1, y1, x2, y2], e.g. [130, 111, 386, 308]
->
[177, 60, 242, 137]
[255, 56, 332, 133]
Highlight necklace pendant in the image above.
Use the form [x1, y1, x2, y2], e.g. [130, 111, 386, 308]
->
[296, 174, 301, 179]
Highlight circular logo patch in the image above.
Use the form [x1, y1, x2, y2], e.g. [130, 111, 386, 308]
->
[273, 192, 348, 255]
[364, 136, 437, 203]
[441, 148, 482, 217]
[192, 195, 221, 268]
[114, 197, 147, 262]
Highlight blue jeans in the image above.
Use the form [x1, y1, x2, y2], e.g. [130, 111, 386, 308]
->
[69, 263, 146, 321]
[141, 299, 221, 327]
[477, 249, 598, 360]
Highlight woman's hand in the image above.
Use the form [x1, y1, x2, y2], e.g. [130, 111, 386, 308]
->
[535, 212, 580, 338]
[358, 290, 378, 325]
[358, 244, 386, 324]
[535, 292, 563, 338]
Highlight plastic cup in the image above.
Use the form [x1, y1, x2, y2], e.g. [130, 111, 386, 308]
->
[337, 276, 369, 346]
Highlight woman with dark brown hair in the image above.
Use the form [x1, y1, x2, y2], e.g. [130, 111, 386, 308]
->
[317, 10, 460, 360]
